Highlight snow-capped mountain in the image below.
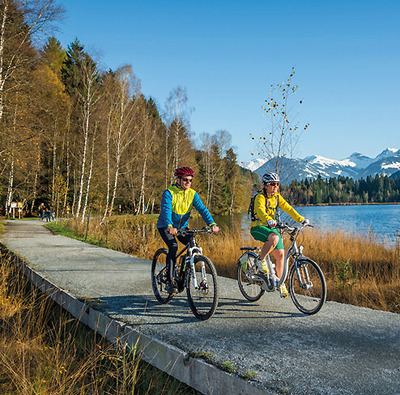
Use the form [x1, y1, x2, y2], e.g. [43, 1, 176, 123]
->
[246, 148, 400, 184]
[345, 152, 375, 169]
[241, 158, 268, 172]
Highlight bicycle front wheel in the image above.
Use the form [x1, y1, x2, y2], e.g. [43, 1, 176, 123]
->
[289, 258, 326, 315]
[237, 252, 265, 302]
[151, 248, 173, 304]
[186, 255, 219, 320]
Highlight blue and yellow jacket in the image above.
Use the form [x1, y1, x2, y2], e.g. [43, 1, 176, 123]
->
[251, 192, 304, 228]
[157, 184, 216, 229]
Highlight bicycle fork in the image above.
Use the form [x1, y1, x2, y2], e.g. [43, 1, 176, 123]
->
[190, 259, 209, 292]
[190, 256, 199, 289]
[294, 260, 313, 290]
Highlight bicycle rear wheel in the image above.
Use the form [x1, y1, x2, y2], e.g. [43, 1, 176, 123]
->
[289, 258, 326, 315]
[151, 248, 173, 304]
[237, 252, 265, 302]
[186, 255, 219, 320]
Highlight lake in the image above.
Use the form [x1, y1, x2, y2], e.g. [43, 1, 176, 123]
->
[191, 204, 400, 247]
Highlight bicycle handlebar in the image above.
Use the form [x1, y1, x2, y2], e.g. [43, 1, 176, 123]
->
[275, 222, 313, 234]
[177, 227, 213, 237]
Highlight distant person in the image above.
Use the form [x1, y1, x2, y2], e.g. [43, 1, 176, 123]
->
[250, 172, 309, 298]
[51, 210, 55, 221]
[157, 167, 219, 294]
[38, 203, 45, 220]
[45, 205, 51, 222]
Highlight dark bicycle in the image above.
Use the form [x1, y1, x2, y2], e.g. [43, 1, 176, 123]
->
[151, 227, 219, 320]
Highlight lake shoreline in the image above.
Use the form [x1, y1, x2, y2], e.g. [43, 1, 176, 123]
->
[295, 202, 400, 207]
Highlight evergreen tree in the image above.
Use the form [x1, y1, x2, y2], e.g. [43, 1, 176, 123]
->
[286, 174, 400, 205]
[40, 37, 66, 77]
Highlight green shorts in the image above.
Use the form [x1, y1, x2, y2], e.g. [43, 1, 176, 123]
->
[250, 225, 284, 250]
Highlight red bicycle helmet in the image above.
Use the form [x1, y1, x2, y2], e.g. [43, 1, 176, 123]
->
[174, 167, 195, 177]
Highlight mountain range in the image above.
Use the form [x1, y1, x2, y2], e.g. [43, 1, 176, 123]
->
[243, 148, 400, 184]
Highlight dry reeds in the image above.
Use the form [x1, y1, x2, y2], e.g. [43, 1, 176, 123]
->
[297, 229, 400, 312]
[0, 247, 198, 394]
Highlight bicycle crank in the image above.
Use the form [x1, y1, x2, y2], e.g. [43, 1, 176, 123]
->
[250, 273, 275, 292]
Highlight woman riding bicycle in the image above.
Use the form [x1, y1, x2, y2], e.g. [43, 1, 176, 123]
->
[157, 166, 219, 294]
[250, 172, 308, 298]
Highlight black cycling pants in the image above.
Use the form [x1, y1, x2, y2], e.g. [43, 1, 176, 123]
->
[158, 227, 191, 284]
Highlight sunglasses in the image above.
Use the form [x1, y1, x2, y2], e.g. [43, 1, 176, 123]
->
[265, 182, 279, 187]
[180, 177, 193, 183]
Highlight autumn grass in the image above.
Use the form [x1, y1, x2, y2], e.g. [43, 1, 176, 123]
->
[48, 214, 400, 314]
[301, 229, 400, 313]
[0, 246, 199, 394]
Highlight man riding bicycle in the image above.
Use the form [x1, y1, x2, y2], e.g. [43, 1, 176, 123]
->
[250, 172, 309, 298]
[157, 166, 219, 294]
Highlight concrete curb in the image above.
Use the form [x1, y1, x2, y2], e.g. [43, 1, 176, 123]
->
[7, 248, 270, 395]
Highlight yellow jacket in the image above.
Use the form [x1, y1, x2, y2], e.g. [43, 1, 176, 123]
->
[251, 192, 304, 228]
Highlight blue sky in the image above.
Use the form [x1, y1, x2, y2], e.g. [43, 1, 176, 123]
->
[53, 0, 400, 164]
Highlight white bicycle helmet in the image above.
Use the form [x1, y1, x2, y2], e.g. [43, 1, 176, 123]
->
[262, 172, 280, 184]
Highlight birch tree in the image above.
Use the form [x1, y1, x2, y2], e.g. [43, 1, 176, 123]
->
[136, 97, 160, 215]
[81, 126, 97, 222]
[199, 130, 231, 207]
[100, 65, 141, 221]
[61, 39, 100, 219]
[164, 86, 192, 182]
[0, 0, 63, 124]
[4, 81, 38, 214]
[31, 62, 70, 206]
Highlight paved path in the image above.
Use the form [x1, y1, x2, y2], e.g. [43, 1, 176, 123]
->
[2, 219, 399, 395]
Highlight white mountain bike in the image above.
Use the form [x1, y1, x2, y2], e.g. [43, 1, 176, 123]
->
[237, 222, 327, 315]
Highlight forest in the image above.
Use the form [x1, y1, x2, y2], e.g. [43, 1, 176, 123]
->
[284, 174, 400, 205]
[0, 0, 257, 220]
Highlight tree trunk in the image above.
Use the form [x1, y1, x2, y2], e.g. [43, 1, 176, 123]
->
[229, 181, 236, 213]
[5, 150, 14, 215]
[81, 133, 95, 223]
[138, 154, 148, 214]
[101, 107, 113, 224]
[108, 119, 122, 217]
[0, 0, 8, 123]
[63, 122, 70, 213]
[165, 128, 169, 189]
[5, 93, 18, 214]
[71, 168, 77, 216]
[30, 152, 41, 215]
[51, 119, 57, 204]
[75, 86, 91, 218]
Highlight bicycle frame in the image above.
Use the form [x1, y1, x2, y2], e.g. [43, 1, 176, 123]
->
[279, 233, 300, 286]
[241, 223, 309, 290]
[175, 230, 207, 290]
[275, 223, 320, 294]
